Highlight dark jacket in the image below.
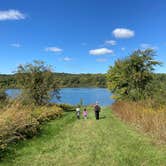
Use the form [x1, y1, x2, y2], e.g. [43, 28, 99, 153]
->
[94, 105, 101, 112]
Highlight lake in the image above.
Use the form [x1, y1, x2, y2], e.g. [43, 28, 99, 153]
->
[6, 88, 113, 106]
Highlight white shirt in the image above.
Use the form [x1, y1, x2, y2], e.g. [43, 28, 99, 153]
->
[76, 108, 80, 115]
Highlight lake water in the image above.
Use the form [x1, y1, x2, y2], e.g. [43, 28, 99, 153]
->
[6, 88, 113, 106]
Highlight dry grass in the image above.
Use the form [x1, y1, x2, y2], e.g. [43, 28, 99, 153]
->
[0, 101, 62, 157]
[111, 101, 166, 143]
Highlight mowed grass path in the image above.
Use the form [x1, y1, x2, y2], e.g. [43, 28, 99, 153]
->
[1, 107, 166, 166]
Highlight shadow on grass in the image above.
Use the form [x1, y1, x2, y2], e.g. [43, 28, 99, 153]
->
[99, 116, 106, 119]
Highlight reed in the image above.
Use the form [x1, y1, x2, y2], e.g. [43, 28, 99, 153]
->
[111, 101, 166, 143]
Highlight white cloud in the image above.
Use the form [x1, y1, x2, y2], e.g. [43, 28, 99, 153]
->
[63, 57, 72, 62]
[89, 48, 113, 55]
[96, 58, 107, 62]
[112, 28, 135, 38]
[45, 47, 63, 53]
[121, 47, 125, 51]
[11, 43, 21, 48]
[105, 40, 116, 46]
[140, 43, 158, 50]
[0, 10, 26, 21]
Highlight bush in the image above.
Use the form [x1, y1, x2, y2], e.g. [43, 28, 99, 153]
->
[32, 105, 62, 123]
[0, 102, 62, 158]
[57, 103, 76, 112]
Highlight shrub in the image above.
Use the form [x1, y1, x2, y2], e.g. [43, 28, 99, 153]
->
[0, 104, 39, 157]
[0, 102, 62, 158]
[57, 103, 76, 112]
[32, 105, 62, 123]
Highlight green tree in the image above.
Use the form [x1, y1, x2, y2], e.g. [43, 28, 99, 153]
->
[107, 49, 161, 101]
[16, 60, 60, 105]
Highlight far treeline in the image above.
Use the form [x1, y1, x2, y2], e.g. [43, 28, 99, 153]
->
[0, 73, 107, 89]
[0, 71, 166, 90]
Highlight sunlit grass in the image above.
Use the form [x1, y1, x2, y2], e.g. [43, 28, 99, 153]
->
[112, 101, 166, 143]
[0, 107, 165, 166]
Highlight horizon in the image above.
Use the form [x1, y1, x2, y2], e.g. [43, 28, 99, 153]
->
[0, 71, 166, 76]
[0, 0, 166, 74]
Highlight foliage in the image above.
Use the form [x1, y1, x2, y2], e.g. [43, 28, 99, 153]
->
[32, 105, 62, 123]
[0, 73, 107, 89]
[107, 49, 161, 101]
[16, 60, 60, 105]
[0, 74, 17, 89]
[57, 103, 76, 112]
[0, 101, 62, 158]
[149, 73, 166, 105]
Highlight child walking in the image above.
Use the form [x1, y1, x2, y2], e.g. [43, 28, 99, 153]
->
[76, 107, 80, 119]
[83, 108, 88, 119]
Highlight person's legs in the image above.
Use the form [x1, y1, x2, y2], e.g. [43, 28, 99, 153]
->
[77, 114, 80, 119]
[96, 112, 99, 120]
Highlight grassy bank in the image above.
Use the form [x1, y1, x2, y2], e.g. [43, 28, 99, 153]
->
[0, 102, 62, 158]
[112, 101, 166, 144]
[0, 107, 166, 166]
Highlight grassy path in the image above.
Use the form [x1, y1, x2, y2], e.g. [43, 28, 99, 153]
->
[0, 107, 166, 166]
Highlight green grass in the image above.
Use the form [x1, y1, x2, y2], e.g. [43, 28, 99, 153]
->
[0, 107, 166, 166]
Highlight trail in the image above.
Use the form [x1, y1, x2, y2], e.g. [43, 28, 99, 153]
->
[1, 107, 166, 166]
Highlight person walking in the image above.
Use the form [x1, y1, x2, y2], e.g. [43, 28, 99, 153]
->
[83, 108, 88, 119]
[76, 107, 80, 119]
[94, 102, 101, 120]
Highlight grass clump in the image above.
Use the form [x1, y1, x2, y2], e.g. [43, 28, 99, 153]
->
[112, 101, 166, 143]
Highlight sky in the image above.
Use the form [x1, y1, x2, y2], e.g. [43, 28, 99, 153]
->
[0, 0, 166, 74]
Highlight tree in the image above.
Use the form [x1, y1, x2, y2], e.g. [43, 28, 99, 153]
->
[107, 49, 161, 101]
[16, 60, 60, 105]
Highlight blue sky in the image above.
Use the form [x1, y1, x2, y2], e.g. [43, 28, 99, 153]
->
[0, 0, 166, 74]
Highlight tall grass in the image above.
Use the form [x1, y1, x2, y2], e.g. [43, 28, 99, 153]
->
[111, 101, 166, 143]
[0, 101, 62, 158]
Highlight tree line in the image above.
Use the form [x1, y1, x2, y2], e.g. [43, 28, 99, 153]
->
[0, 72, 107, 89]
